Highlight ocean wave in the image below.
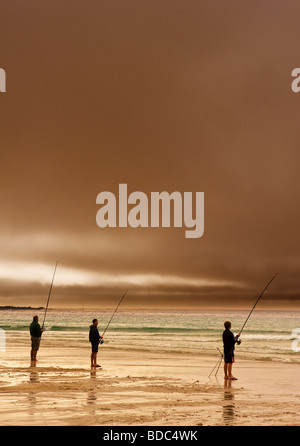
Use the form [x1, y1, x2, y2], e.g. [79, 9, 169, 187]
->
[0, 325, 30, 331]
[0, 324, 296, 338]
[50, 326, 87, 331]
[241, 334, 294, 341]
[49, 325, 206, 333]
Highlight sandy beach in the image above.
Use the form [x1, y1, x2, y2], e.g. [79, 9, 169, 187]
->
[0, 339, 299, 426]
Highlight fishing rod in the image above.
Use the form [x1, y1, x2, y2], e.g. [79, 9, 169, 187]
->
[101, 289, 128, 340]
[238, 272, 278, 336]
[42, 260, 58, 330]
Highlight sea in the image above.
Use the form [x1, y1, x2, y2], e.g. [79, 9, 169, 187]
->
[0, 309, 300, 364]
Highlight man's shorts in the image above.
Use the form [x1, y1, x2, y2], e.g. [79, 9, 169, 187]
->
[91, 341, 99, 353]
[224, 351, 235, 363]
[31, 336, 41, 351]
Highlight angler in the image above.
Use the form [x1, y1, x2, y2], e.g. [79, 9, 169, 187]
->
[29, 315, 44, 362]
[29, 261, 58, 362]
[89, 318, 103, 368]
[223, 320, 240, 380]
[208, 273, 278, 378]
[89, 290, 128, 369]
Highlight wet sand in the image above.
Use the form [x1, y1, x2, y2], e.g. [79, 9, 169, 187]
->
[0, 343, 299, 426]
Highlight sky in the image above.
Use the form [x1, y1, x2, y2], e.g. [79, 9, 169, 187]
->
[0, 1, 300, 309]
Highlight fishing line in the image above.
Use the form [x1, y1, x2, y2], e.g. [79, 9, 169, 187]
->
[42, 260, 58, 330]
[101, 289, 128, 339]
[239, 273, 278, 336]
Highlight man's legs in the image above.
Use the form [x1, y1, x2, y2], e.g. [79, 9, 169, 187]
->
[30, 337, 40, 362]
[224, 362, 228, 379]
[224, 362, 234, 378]
[225, 362, 237, 379]
[91, 351, 98, 367]
[31, 349, 37, 361]
[91, 351, 95, 366]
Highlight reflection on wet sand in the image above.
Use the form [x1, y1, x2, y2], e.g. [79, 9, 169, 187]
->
[28, 362, 40, 419]
[87, 368, 97, 407]
[29, 362, 40, 383]
[223, 379, 236, 425]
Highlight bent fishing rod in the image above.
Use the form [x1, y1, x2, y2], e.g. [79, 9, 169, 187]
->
[238, 272, 278, 336]
[42, 260, 58, 330]
[100, 289, 128, 342]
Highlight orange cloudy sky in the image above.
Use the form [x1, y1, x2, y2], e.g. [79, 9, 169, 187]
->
[0, 1, 299, 309]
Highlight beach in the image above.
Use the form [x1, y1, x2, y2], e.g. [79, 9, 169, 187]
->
[0, 309, 299, 426]
[0, 334, 299, 426]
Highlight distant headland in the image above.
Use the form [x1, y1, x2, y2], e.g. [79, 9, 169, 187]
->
[0, 306, 45, 311]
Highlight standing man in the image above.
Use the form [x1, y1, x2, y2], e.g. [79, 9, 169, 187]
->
[89, 319, 103, 368]
[223, 321, 240, 380]
[30, 315, 44, 362]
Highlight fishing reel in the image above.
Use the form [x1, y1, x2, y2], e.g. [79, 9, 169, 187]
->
[100, 339, 104, 344]
[234, 335, 241, 345]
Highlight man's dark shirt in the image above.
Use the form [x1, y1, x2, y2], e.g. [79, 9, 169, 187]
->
[30, 320, 42, 337]
[223, 328, 235, 354]
[89, 324, 100, 344]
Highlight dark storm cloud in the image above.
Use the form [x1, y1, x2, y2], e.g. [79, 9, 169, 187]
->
[0, 1, 299, 308]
